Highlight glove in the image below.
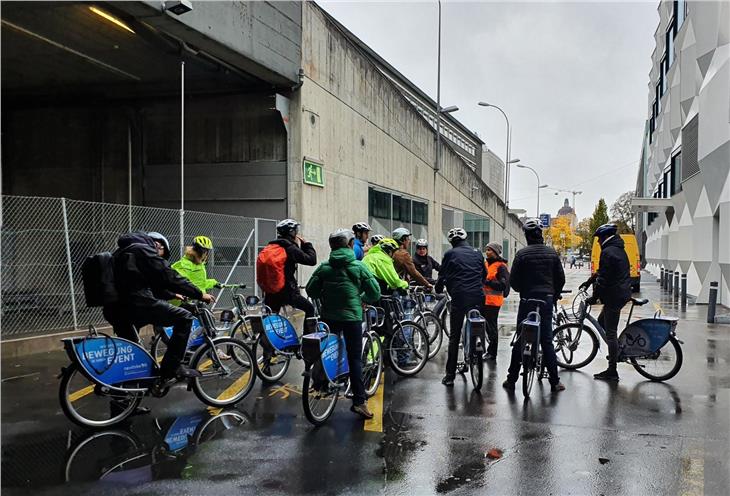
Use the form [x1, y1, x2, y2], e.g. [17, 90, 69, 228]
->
[579, 280, 591, 291]
[585, 295, 598, 306]
[214, 283, 222, 289]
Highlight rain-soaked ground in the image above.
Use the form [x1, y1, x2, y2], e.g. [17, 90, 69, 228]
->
[2, 269, 729, 495]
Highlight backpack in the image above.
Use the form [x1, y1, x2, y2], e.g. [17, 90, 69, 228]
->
[81, 252, 118, 307]
[256, 244, 287, 294]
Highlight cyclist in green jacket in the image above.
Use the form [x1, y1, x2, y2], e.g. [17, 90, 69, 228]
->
[171, 236, 220, 305]
[306, 228, 381, 419]
[362, 238, 408, 294]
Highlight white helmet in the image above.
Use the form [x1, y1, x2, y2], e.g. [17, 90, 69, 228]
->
[447, 227, 467, 243]
[391, 227, 411, 242]
[276, 219, 300, 237]
[370, 234, 384, 245]
[147, 231, 171, 259]
[329, 228, 355, 248]
[352, 222, 371, 233]
[522, 218, 543, 233]
[415, 239, 428, 248]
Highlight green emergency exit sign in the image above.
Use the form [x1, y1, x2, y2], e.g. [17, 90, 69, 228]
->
[303, 159, 324, 187]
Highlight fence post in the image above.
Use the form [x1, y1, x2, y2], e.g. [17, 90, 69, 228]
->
[179, 209, 185, 259]
[707, 281, 718, 323]
[61, 198, 79, 330]
[681, 273, 687, 312]
[673, 271, 680, 302]
[254, 218, 260, 297]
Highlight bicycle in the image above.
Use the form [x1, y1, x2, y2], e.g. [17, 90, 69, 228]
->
[409, 286, 444, 359]
[376, 294, 430, 376]
[516, 298, 548, 398]
[553, 294, 683, 381]
[58, 301, 256, 428]
[355, 306, 385, 397]
[432, 290, 451, 338]
[455, 309, 486, 391]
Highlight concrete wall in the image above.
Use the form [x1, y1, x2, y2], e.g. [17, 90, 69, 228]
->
[289, 3, 524, 275]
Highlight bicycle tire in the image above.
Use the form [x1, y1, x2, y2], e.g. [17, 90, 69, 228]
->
[522, 358, 536, 398]
[417, 312, 443, 360]
[302, 365, 340, 426]
[59, 363, 142, 429]
[252, 333, 291, 383]
[553, 323, 599, 370]
[630, 336, 683, 381]
[189, 338, 256, 407]
[387, 321, 430, 377]
[149, 334, 168, 365]
[64, 429, 143, 482]
[363, 332, 384, 397]
[470, 350, 483, 391]
[229, 319, 256, 345]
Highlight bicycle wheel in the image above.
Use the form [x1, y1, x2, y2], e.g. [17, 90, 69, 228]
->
[553, 323, 599, 370]
[229, 319, 256, 346]
[387, 321, 430, 377]
[252, 333, 290, 383]
[522, 358, 536, 398]
[59, 363, 142, 429]
[630, 336, 683, 381]
[302, 364, 340, 426]
[150, 333, 167, 365]
[571, 292, 588, 320]
[417, 312, 443, 359]
[189, 338, 256, 407]
[64, 429, 144, 483]
[470, 349, 483, 391]
[362, 332, 383, 397]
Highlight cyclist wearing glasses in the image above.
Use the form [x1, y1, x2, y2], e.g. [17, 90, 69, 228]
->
[579, 223, 631, 381]
[352, 222, 372, 261]
[170, 236, 220, 305]
[104, 231, 215, 380]
[306, 228, 381, 419]
[482, 242, 509, 360]
[413, 239, 441, 285]
[503, 219, 566, 392]
[436, 227, 487, 386]
[391, 228, 433, 291]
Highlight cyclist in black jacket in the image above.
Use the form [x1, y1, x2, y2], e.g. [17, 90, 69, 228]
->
[579, 223, 631, 381]
[503, 219, 566, 392]
[104, 231, 215, 380]
[435, 228, 487, 386]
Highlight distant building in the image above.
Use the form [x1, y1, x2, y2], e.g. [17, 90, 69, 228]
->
[481, 149, 506, 202]
[555, 198, 578, 229]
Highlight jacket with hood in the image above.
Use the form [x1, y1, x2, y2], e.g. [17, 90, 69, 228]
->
[435, 239, 486, 306]
[393, 248, 432, 287]
[267, 237, 317, 295]
[590, 235, 631, 307]
[306, 247, 381, 322]
[413, 253, 441, 282]
[172, 247, 219, 292]
[111, 232, 202, 306]
[509, 233, 565, 297]
[362, 244, 408, 294]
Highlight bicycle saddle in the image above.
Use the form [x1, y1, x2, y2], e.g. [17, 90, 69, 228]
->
[631, 297, 649, 306]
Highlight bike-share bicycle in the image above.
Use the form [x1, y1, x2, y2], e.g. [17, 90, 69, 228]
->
[515, 298, 548, 398]
[409, 285, 444, 359]
[376, 294, 430, 376]
[58, 301, 256, 428]
[553, 291, 683, 381]
[455, 309, 487, 391]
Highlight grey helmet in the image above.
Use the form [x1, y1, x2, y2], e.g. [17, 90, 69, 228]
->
[329, 228, 355, 249]
[522, 218, 543, 233]
[447, 227, 467, 243]
[147, 231, 171, 259]
[391, 227, 412, 242]
[276, 218, 300, 237]
[415, 238, 428, 248]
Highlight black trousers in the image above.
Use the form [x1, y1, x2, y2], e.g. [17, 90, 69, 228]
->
[598, 305, 622, 368]
[445, 298, 483, 377]
[481, 305, 501, 356]
[104, 300, 195, 378]
[265, 291, 315, 319]
[324, 320, 366, 406]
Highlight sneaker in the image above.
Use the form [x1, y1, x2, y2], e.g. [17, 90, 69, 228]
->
[441, 375, 455, 387]
[502, 379, 515, 390]
[593, 368, 619, 381]
[175, 365, 202, 379]
[550, 382, 566, 392]
[217, 349, 231, 360]
[351, 403, 374, 419]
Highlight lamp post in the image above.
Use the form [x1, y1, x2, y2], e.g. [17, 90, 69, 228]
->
[435, 0, 442, 172]
[477, 102, 518, 206]
[516, 164, 547, 217]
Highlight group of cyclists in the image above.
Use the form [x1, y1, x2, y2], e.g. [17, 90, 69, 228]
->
[101, 214, 632, 420]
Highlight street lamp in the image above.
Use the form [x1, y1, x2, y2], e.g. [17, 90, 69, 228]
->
[477, 102, 514, 206]
[516, 164, 546, 217]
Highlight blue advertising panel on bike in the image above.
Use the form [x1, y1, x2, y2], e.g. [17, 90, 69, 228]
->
[263, 315, 300, 351]
[164, 412, 206, 452]
[320, 334, 349, 382]
[619, 318, 676, 357]
[163, 318, 205, 348]
[75, 337, 157, 384]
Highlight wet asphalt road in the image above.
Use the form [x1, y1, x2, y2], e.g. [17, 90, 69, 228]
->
[2, 268, 729, 495]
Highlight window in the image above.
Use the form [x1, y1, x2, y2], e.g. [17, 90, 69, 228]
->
[464, 213, 490, 252]
[656, 83, 662, 112]
[675, 0, 686, 29]
[368, 186, 428, 246]
[670, 152, 682, 195]
[661, 56, 668, 94]
[665, 28, 674, 68]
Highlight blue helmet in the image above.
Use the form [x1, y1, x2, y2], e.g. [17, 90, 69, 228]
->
[594, 223, 617, 238]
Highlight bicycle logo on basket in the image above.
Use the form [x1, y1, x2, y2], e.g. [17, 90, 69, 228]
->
[624, 332, 647, 348]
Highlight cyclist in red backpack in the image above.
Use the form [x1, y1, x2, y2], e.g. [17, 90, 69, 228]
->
[258, 219, 317, 317]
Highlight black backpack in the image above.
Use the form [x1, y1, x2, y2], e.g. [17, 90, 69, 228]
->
[81, 252, 118, 307]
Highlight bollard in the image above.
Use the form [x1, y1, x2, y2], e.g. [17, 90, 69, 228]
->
[707, 281, 718, 323]
[667, 270, 673, 294]
[660, 268, 665, 288]
[674, 271, 680, 301]
[681, 273, 687, 312]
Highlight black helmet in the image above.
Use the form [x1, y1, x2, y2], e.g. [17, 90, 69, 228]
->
[352, 222, 371, 234]
[594, 223, 618, 238]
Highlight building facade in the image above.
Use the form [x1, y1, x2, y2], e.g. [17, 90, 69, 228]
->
[633, 0, 730, 305]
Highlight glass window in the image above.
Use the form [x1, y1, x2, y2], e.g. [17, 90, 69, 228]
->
[464, 213, 490, 252]
[368, 187, 392, 235]
[671, 152, 682, 195]
[676, 0, 686, 28]
[502, 239, 509, 262]
[666, 28, 674, 67]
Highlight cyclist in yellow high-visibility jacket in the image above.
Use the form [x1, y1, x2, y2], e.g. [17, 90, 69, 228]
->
[170, 236, 219, 305]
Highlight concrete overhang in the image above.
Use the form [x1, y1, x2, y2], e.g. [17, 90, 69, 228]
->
[631, 197, 673, 212]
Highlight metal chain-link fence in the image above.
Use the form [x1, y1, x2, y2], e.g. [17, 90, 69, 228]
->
[1, 195, 276, 338]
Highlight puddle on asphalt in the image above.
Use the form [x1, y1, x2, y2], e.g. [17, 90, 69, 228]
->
[375, 411, 427, 481]
[435, 461, 486, 493]
[1, 408, 247, 490]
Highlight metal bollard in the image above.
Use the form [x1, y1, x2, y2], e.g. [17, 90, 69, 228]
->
[681, 273, 687, 312]
[660, 268, 665, 288]
[667, 270, 673, 294]
[707, 281, 718, 323]
[674, 271, 680, 301]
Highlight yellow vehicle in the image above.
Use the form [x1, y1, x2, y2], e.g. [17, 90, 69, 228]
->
[591, 234, 641, 292]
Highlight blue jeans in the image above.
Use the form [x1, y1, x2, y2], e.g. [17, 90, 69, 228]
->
[506, 295, 560, 386]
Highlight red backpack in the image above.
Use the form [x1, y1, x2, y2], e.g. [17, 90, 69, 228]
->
[256, 244, 288, 294]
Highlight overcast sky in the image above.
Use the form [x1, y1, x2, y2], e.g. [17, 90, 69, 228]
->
[319, 0, 658, 221]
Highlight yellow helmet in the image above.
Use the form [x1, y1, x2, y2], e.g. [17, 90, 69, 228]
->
[193, 235, 213, 250]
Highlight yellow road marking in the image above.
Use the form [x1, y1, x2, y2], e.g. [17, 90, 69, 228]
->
[207, 370, 252, 415]
[364, 371, 385, 433]
[680, 446, 704, 496]
[269, 383, 302, 399]
[69, 385, 95, 403]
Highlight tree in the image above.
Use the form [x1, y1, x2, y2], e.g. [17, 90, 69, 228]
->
[611, 191, 636, 233]
[575, 217, 593, 254]
[545, 216, 580, 255]
[588, 198, 610, 238]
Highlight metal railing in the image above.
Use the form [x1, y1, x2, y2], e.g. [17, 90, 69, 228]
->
[0, 195, 275, 338]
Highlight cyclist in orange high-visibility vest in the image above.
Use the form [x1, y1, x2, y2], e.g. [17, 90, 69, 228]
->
[482, 242, 509, 360]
